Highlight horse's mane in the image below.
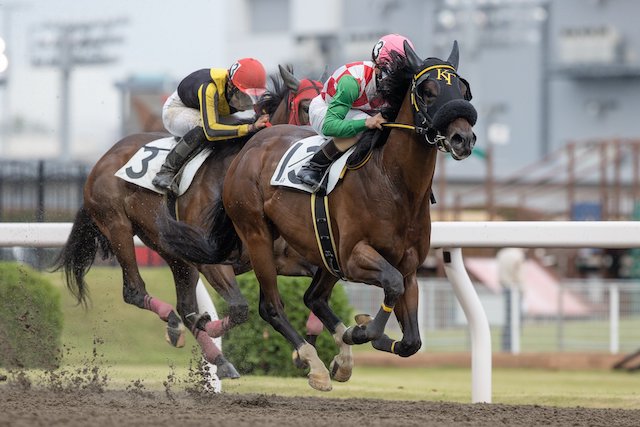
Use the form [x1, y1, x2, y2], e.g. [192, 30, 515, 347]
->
[377, 51, 415, 121]
[255, 73, 288, 116]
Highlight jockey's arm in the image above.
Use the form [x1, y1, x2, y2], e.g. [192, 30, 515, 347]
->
[321, 75, 368, 138]
[198, 82, 252, 141]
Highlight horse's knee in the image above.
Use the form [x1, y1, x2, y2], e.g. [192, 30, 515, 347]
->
[396, 338, 421, 357]
[123, 286, 146, 308]
[229, 302, 249, 326]
[381, 270, 405, 304]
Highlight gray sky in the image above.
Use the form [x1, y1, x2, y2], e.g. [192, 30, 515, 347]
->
[2, 0, 230, 158]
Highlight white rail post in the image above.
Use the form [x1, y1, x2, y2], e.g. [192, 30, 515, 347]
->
[511, 287, 521, 354]
[609, 283, 619, 354]
[195, 278, 222, 392]
[440, 247, 492, 403]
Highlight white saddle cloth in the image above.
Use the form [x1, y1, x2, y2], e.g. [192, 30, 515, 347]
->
[270, 135, 355, 194]
[114, 137, 211, 196]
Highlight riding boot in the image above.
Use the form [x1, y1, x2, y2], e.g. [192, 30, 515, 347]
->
[296, 139, 342, 193]
[152, 127, 206, 193]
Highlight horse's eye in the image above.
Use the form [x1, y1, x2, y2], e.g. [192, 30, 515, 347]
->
[421, 80, 439, 105]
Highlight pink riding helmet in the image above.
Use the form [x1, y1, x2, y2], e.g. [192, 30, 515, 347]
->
[371, 33, 415, 66]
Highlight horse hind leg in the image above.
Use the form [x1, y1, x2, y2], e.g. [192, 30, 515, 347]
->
[96, 219, 186, 347]
[302, 269, 353, 382]
[246, 229, 331, 391]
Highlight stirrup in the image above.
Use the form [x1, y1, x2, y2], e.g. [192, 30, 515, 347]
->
[152, 173, 178, 194]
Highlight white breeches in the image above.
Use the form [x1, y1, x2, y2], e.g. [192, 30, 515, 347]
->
[162, 90, 202, 137]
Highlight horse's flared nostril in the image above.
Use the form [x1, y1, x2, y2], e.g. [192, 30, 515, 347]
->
[450, 132, 475, 160]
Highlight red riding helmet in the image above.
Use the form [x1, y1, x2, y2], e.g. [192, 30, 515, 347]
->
[228, 58, 267, 97]
[371, 33, 415, 66]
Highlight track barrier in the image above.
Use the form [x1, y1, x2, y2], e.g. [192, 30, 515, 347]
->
[3, 221, 640, 403]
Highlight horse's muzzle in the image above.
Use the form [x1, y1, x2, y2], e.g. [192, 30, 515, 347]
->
[448, 130, 477, 160]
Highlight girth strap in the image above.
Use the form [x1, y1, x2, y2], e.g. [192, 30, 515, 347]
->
[311, 193, 345, 279]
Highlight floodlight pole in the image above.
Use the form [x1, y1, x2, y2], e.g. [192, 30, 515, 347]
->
[30, 19, 126, 160]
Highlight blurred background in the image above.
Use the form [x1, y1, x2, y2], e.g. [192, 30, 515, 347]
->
[2, 0, 640, 357]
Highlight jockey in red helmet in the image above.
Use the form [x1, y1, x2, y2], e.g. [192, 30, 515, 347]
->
[296, 34, 415, 192]
[153, 58, 269, 193]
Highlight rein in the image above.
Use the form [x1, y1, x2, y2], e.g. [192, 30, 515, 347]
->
[381, 122, 449, 152]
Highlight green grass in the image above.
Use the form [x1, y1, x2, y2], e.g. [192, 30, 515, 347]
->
[4, 265, 637, 409]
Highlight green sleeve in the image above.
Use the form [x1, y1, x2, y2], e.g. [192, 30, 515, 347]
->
[321, 75, 368, 137]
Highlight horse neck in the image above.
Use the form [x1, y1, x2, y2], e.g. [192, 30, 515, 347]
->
[381, 91, 438, 202]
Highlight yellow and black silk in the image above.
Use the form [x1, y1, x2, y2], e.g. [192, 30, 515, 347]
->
[177, 68, 251, 141]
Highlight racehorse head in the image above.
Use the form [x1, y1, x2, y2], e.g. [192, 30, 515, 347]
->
[396, 40, 477, 160]
[255, 65, 322, 126]
[278, 64, 323, 126]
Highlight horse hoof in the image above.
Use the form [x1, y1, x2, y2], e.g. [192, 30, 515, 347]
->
[354, 313, 373, 326]
[329, 359, 352, 383]
[342, 325, 368, 345]
[292, 350, 309, 370]
[214, 355, 241, 379]
[166, 311, 185, 348]
[308, 372, 332, 392]
[217, 362, 241, 379]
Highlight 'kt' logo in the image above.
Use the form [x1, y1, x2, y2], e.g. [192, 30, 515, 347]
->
[437, 68, 454, 86]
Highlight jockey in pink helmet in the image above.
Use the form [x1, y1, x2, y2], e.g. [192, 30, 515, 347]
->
[371, 33, 415, 67]
[297, 34, 414, 192]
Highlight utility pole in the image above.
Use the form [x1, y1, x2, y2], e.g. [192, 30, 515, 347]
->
[30, 18, 126, 160]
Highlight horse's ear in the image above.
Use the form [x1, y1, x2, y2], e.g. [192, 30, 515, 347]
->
[278, 64, 300, 91]
[447, 40, 460, 70]
[319, 65, 330, 83]
[404, 40, 422, 70]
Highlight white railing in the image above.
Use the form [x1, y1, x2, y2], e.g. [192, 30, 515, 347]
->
[2, 221, 640, 403]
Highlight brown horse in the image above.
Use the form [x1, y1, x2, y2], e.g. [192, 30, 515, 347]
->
[159, 41, 477, 390]
[53, 66, 322, 378]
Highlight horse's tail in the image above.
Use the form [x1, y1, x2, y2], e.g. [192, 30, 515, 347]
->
[159, 198, 241, 265]
[50, 207, 113, 306]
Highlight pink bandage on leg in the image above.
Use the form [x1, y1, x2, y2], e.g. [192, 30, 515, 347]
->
[144, 296, 174, 321]
[306, 312, 324, 336]
[196, 331, 222, 364]
[204, 317, 231, 338]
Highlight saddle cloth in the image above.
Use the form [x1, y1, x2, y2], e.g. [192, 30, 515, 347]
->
[270, 135, 355, 194]
[114, 137, 211, 196]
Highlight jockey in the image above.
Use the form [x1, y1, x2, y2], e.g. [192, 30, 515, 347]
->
[296, 34, 415, 192]
[153, 58, 270, 193]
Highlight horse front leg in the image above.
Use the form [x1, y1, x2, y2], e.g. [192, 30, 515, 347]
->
[303, 268, 353, 382]
[198, 264, 249, 336]
[372, 272, 422, 357]
[169, 259, 240, 379]
[342, 242, 404, 346]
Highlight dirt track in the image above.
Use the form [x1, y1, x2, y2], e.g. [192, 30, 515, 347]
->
[2, 387, 639, 427]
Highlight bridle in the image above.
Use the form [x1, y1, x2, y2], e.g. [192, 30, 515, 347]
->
[381, 63, 472, 154]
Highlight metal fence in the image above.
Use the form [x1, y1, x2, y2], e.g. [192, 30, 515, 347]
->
[343, 278, 640, 354]
[0, 160, 89, 222]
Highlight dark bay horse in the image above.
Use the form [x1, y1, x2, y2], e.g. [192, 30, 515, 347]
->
[159, 41, 477, 390]
[53, 66, 322, 378]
